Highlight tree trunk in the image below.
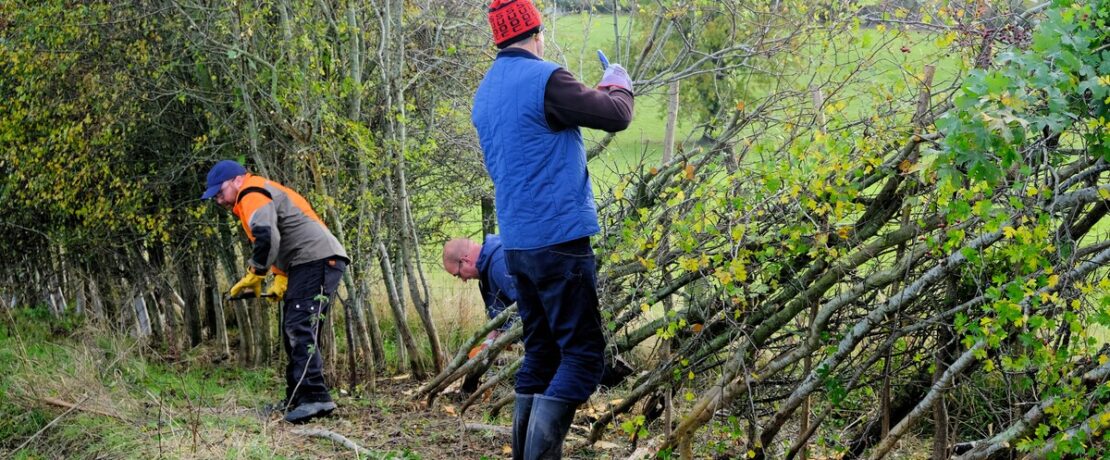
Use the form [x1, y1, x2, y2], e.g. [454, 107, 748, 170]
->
[346, 273, 377, 389]
[211, 284, 231, 360]
[73, 266, 86, 317]
[87, 270, 104, 320]
[400, 234, 443, 372]
[250, 297, 271, 364]
[361, 276, 386, 371]
[378, 241, 425, 378]
[481, 196, 496, 236]
[232, 298, 254, 365]
[202, 264, 220, 343]
[321, 301, 337, 387]
[933, 275, 958, 460]
[390, 245, 409, 371]
[132, 291, 153, 338]
[177, 260, 203, 347]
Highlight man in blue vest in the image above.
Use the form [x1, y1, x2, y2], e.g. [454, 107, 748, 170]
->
[472, 1, 634, 457]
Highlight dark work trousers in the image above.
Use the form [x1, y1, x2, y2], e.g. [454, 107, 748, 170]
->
[505, 237, 606, 403]
[282, 257, 345, 406]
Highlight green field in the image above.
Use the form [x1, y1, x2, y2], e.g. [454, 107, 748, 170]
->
[542, 12, 965, 191]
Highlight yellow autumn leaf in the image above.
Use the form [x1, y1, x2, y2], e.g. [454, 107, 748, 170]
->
[898, 159, 915, 174]
[731, 224, 746, 241]
[679, 256, 700, 272]
[714, 269, 733, 285]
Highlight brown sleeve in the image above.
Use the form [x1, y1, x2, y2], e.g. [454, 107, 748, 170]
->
[544, 68, 634, 133]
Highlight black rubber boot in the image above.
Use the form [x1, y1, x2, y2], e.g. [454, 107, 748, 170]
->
[524, 395, 577, 460]
[512, 394, 534, 460]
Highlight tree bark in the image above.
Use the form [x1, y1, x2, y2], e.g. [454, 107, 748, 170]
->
[377, 241, 425, 378]
[177, 260, 203, 347]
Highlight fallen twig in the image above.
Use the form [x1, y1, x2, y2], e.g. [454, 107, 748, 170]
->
[292, 427, 369, 456]
[464, 422, 511, 436]
[41, 396, 126, 421]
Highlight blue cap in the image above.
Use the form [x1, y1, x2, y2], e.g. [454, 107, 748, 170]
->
[200, 160, 247, 200]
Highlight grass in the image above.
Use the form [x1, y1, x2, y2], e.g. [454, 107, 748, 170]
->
[362, 267, 490, 369]
[0, 307, 437, 459]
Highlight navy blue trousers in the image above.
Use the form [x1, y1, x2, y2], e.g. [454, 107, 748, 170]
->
[505, 237, 606, 403]
[282, 257, 345, 406]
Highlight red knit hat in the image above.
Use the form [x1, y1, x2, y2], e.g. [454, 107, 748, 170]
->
[488, 0, 543, 48]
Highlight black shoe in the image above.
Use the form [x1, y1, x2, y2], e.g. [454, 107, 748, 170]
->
[512, 394, 534, 460]
[284, 401, 337, 424]
[524, 395, 577, 460]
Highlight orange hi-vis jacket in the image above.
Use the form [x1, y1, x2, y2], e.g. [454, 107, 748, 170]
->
[231, 174, 349, 275]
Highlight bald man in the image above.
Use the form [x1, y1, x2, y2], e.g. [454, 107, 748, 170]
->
[443, 234, 519, 392]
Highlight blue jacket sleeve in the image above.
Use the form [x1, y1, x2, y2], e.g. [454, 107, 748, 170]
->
[484, 253, 519, 330]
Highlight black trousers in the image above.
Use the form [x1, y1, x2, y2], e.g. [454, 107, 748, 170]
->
[282, 257, 345, 406]
[505, 237, 606, 403]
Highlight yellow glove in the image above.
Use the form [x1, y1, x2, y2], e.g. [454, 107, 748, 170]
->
[229, 272, 265, 298]
[265, 275, 288, 301]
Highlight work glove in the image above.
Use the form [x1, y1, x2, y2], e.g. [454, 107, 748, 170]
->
[229, 272, 265, 298]
[467, 331, 501, 359]
[597, 64, 632, 92]
[265, 274, 288, 301]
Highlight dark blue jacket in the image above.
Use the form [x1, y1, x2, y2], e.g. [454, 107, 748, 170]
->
[477, 234, 518, 330]
[472, 49, 599, 250]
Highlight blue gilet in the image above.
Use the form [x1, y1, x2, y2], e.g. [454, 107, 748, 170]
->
[472, 51, 599, 250]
